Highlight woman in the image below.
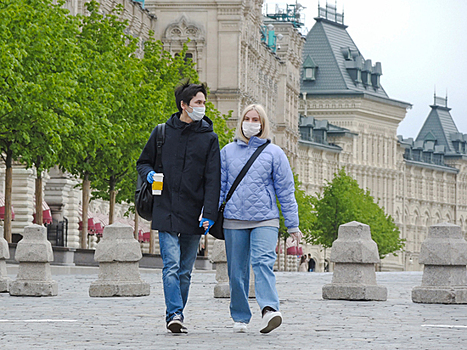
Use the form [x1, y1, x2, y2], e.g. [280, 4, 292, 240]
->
[219, 104, 300, 334]
[299, 254, 308, 272]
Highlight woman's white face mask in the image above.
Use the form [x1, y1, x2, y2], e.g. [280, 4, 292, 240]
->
[242, 121, 261, 139]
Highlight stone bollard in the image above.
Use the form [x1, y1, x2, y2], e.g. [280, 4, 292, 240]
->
[89, 223, 150, 297]
[322, 221, 387, 301]
[9, 225, 58, 296]
[412, 223, 467, 304]
[0, 227, 10, 292]
[211, 239, 255, 298]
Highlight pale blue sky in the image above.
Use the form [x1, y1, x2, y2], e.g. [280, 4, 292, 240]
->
[264, 0, 467, 138]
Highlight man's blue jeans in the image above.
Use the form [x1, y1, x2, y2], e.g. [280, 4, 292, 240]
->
[224, 226, 280, 323]
[159, 231, 201, 323]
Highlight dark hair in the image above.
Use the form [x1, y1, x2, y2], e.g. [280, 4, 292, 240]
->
[174, 80, 208, 113]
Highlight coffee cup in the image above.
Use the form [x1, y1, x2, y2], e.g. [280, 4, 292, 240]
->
[152, 173, 164, 195]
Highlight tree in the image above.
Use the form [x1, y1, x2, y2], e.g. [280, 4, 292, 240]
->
[86, 8, 234, 229]
[306, 168, 404, 259]
[0, 0, 81, 241]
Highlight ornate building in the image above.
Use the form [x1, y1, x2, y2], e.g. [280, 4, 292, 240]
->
[297, 4, 467, 271]
[144, 0, 304, 163]
[4, 1, 466, 274]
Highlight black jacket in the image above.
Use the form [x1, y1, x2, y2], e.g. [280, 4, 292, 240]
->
[136, 112, 221, 235]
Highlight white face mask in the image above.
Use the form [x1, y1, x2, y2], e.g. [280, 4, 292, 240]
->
[186, 106, 205, 121]
[242, 121, 262, 139]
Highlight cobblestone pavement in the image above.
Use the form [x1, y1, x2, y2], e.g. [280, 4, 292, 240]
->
[1, 266, 467, 350]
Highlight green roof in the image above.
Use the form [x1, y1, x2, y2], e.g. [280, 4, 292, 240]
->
[416, 104, 459, 154]
[301, 18, 389, 99]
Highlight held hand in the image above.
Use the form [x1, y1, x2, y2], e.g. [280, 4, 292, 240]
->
[199, 218, 214, 235]
[147, 171, 156, 184]
[290, 230, 303, 244]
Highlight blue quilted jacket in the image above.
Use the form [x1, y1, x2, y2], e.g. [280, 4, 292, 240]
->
[220, 137, 299, 230]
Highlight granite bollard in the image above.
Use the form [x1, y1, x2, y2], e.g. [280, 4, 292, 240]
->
[211, 239, 255, 298]
[412, 222, 467, 304]
[0, 227, 10, 292]
[322, 221, 387, 301]
[211, 240, 230, 298]
[89, 223, 150, 297]
[9, 225, 58, 296]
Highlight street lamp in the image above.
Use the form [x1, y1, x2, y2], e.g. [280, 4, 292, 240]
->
[261, 24, 283, 53]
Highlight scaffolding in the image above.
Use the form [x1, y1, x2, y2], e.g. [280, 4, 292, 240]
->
[265, 3, 305, 28]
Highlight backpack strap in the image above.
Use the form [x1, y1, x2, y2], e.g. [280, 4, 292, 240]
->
[155, 123, 165, 172]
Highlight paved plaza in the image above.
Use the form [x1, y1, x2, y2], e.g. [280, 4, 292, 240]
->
[1, 266, 467, 349]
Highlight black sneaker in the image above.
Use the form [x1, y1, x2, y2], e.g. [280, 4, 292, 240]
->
[167, 315, 188, 334]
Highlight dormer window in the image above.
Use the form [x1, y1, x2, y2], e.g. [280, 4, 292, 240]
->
[362, 59, 372, 85]
[303, 55, 318, 81]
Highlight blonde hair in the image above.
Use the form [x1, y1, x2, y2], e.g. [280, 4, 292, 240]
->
[236, 104, 270, 143]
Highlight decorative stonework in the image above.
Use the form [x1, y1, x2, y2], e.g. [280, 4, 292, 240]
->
[9, 225, 58, 297]
[89, 223, 150, 297]
[163, 14, 205, 43]
[412, 223, 467, 304]
[0, 227, 10, 292]
[322, 221, 387, 301]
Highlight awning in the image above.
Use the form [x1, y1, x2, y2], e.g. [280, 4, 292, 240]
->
[138, 221, 151, 242]
[0, 193, 15, 221]
[32, 199, 53, 225]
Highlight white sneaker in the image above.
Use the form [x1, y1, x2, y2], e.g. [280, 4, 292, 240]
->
[260, 311, 282, 334]
[167, 315, 188, 334]
[233, 322, 248, 333]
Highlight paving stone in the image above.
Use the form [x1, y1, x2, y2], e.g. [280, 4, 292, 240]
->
[2, 266, 467, 349]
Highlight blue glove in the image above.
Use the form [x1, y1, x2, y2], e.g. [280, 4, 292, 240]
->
[147, 171, 156, 184]
[199, 218, 214, 235]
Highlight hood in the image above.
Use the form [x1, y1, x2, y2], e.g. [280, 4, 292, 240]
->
[235, 136, 268, 148]
[166, 112, 214, 133]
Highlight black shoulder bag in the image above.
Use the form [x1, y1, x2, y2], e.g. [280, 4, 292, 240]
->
[209, 140, 271, 240]
[135, 123, 165, 221]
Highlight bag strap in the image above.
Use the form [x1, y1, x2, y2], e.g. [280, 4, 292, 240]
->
[155, 123, 165, 172]
[224, 139, 271, 203]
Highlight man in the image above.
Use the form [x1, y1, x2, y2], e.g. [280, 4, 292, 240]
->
[308, 253, 314, 272]
[137, 82, 220, 333]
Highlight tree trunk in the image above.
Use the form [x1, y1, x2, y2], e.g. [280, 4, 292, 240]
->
[283, 236, 288, 271]
[203, 235, 208, 257]
[4, 150, 13, 242]
[81, 174, 90, 249]
[134, 211, 139, 240]
[109, 177, 116, 225]
[276, 236, 281, 271]
[149, 230, 155, 254]
[35, 175, 43, 226]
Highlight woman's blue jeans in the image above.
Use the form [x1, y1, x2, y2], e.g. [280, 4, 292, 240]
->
[158, 231, 201, 323]
[224, 226, 280, 323]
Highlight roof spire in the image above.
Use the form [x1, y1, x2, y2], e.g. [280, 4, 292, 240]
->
[317, 1, 344, 25]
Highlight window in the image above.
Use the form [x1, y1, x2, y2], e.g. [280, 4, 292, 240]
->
[305, 67, 315, 80]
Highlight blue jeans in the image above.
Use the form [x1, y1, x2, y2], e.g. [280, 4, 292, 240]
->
[158, 231, 201, 323]
[224, 226, 280, 323]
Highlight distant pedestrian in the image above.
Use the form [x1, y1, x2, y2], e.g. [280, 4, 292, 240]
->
[308, 254, 315, 272]
[299, 255, 308, 272]
[219, 104, 301, 334]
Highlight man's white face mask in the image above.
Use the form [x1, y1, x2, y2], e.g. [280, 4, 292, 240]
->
[242, 121, 261, 138]
[186, 106, 205, 121]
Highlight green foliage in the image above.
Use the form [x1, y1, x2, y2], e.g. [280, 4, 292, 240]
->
[306, 168, 404, 258]
[0, 0, 233, 217]
[0, 0, 81, 172]
[278, 172, 316, 238]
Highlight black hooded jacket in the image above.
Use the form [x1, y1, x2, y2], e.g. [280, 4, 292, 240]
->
[136, 112, 221, 235]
